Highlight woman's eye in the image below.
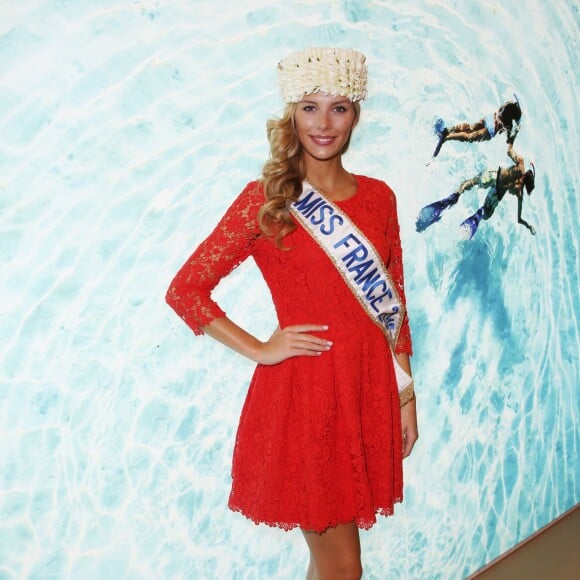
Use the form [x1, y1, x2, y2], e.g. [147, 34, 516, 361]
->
[302, 105, 315, 112]
[335, 106, 347, 112]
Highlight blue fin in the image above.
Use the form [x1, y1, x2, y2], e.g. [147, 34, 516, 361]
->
[416, 193, 459, 232]
[432, 119, 448, 157]
[434, 118, 446, 137]
[433, 132, 447, 157]
[459, 209, 484, 240]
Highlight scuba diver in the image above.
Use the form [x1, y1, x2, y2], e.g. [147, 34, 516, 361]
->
[417, 137, 536, 239]
[433, 98, 522, 157]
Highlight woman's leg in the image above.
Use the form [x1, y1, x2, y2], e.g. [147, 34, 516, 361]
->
[448, 120, 485, 136]
[302, 522, 362, 580]
[446, 126, 488, 142]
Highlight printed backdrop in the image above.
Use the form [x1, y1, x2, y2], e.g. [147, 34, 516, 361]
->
[1, 1, 578, 578]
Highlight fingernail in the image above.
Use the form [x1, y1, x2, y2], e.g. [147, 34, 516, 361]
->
[322, 325, 329, 330]
[326, 341, 333, 346]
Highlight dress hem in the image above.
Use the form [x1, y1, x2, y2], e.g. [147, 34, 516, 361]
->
[227, 497, 403, 534]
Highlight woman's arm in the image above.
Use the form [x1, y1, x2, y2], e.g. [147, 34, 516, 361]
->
[384, 187, 413, 357]
[166, 182, 333, 363]
[507, 142, 522, 164]
[384, 185, 418, 457]
[396, 352, 418, 458]
[166, 182, 264, 334]
[517, 194, 536, 234]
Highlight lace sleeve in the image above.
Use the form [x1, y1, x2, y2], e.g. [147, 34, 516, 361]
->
[385, 187, 413, 355]
[165, 181, 263, 335]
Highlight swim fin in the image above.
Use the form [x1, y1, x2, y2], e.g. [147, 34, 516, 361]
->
[416, 192, 460, 232]
[434, 118, 446, 137]
[433, 118, 448, 157]
[459, 208, 485, 240]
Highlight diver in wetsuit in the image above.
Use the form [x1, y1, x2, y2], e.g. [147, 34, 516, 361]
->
[433, 99, 522, 157]
[416, 138, 536, 239]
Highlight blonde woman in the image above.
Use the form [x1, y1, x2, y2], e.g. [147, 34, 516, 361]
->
[166, 47, 418, 579]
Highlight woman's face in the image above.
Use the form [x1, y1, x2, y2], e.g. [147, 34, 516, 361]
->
[293, 93, 358, 163]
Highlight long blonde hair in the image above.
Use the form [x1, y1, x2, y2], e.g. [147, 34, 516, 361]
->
[258, 101, 360, 248]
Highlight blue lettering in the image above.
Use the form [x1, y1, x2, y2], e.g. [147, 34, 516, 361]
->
[377, 312, 389, 329]
[370, 289, 393, 312]
[333, 233, 360, 249]
[305, 198, 326, 218]
[294, 191, 325, 218]
[377, 310, 398, 332]
[310, 203, 334, 226]
[320, 213, 344, 235]
[366, 280, 387, 301]
[342, 243, 368, 267]
[354, 266, 380, 291]
[348, 259, 373, 278]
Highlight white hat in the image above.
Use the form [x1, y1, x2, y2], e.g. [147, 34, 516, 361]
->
[277, 47, 368, 103]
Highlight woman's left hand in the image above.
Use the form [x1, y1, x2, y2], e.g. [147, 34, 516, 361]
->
[401, 398, 418, 458]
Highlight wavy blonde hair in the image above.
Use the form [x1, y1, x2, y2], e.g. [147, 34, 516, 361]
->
[258, 101, 360, 248]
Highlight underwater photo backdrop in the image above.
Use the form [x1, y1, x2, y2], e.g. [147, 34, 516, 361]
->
[1, 0, 578, 578]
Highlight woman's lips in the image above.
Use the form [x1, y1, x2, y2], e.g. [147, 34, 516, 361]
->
[310, 135, 336, 146]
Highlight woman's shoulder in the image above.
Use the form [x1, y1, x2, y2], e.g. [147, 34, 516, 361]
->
[211, 180, 265, 238]
[240, 179, 265, 200]
[356, 174, 396, 201]
[228, 180, 265, 213]
[216, 180, 265, 227]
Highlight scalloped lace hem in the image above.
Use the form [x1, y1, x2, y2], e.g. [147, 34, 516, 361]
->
[228, 498, 403, 533]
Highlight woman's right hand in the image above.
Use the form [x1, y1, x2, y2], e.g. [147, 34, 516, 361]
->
[254, 324, 332, 365]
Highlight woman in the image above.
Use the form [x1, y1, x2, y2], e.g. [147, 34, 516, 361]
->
[416, 141, 536, 239]
[433, 98, 522, 157]
[166, 47, 418, 579]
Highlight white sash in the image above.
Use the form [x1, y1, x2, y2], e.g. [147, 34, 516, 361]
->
[289, 182, 413, 394]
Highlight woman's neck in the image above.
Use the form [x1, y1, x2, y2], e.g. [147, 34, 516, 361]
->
[304, 159, 349, 193]
[304, 162, 356, 202]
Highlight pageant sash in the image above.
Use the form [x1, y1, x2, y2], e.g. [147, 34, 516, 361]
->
[290, 182, 413, 395]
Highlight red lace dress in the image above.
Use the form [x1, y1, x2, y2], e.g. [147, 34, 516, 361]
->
[166, 174, 413, 532]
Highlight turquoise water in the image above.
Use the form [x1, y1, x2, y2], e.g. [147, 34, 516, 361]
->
[1, 1, 578, 578]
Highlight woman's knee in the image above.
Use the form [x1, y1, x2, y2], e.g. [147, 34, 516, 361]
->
[334, 560, 363, 579]
[311, 559, 362, 580]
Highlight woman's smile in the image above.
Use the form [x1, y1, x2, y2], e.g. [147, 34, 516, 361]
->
[294, 93, 357, 162]
[309, 135, 337, 146]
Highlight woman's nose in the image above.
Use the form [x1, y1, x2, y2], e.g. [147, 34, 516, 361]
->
[316, 112, 330, 130]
